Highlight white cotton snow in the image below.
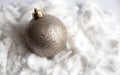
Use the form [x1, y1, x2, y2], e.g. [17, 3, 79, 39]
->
[0, 0, 120, 75]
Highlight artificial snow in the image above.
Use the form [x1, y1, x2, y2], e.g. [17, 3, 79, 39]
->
[0, 0, 120, 75]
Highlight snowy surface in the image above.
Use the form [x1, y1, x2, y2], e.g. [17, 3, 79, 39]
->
[0, 0, 120, 75]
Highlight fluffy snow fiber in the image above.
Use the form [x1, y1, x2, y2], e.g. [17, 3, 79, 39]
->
[0, 0, 120, 75]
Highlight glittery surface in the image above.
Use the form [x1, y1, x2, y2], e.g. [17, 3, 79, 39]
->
[25, 14, 67, 57]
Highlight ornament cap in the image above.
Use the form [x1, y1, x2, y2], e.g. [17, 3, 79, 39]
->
[32, 8, 43, 19]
